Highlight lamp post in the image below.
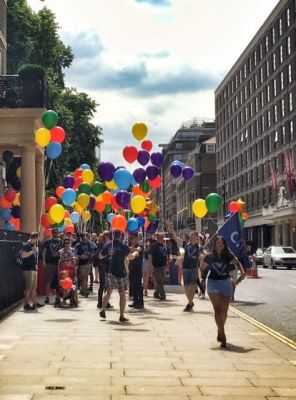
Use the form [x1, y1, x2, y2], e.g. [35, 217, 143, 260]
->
[222, 175, 226, 221]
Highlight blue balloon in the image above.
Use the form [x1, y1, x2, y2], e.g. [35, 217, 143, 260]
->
[0, 208, 12, 221]
[70, 211, 80, 224]
[114, 169, 133, 190]
[107, 213, 115, 224]
[46, 141, 62, 160]
[127, 218, 139, 232]
[58, 224, 65, 232]
[5, 222, 15, 231]
[62, 188, 76, 206]
[172, 160, 184, 168]
[137, 216, 145, 227]
[80, 164, 91, 170]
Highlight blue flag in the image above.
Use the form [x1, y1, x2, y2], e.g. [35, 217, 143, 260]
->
[218, 212, 250, 269]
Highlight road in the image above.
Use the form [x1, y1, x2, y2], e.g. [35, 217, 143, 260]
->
[233, 266, 296, 341]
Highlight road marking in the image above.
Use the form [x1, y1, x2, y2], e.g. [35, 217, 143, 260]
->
[229, 306, 296, 351]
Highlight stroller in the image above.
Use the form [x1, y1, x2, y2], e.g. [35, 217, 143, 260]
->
[54, 258, 78, 308]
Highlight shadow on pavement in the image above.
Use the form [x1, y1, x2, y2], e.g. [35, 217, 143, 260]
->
[232, 301, 266, 307]
[211, 344, 259, 353]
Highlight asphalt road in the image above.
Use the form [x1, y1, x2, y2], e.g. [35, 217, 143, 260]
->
[233, 266, 296, 341]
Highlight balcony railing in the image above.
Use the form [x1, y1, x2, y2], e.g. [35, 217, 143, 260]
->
[0, 75, 52, 109]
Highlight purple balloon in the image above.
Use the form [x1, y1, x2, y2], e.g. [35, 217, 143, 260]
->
[182, 166, 194, 181]
[98, 162, 115, 182]
[137, 150, 150, 166]
[133, 168, 146, 184]
[150, 152, 163, 168]
[11, 177, 21, 191]
[170, 163, 182, 178]
[63, 175, 75, 188]
[146, 165, 159, 180]
[88, 196, 96, 210]
[146, 220, 159, 234]
[116, 190, 131, 208]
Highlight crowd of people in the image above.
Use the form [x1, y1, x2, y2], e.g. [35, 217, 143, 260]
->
[19, 227, 246, 348]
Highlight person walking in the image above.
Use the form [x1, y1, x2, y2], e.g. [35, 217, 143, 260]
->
[96, 231, 112, 309]
[128, 233, 144, 309]
[200, 235, 245, 348]
[182, 231, 200, 312]
[43, 228, 62, 304]
[149, 232, 171, 301]
[75, 233, 93, 297]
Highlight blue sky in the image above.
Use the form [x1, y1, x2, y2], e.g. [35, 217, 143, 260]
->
[28, 0, 279, 167]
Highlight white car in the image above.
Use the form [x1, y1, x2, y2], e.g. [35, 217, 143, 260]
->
[262, 246, 296, 270]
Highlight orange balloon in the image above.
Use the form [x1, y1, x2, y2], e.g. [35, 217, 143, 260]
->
[64, 210, 71, 218]
[111, 215, 127, 232]
[111, 196, 120, 211]
[102, 191, 113, 204]
[132, 185, 143, 196]
[144, 217, 149, 229]
[56, 186, 65, 199]
[242, 212, 249, 219]
[95, 200, 105, 213]
[0, 196, 11, 209]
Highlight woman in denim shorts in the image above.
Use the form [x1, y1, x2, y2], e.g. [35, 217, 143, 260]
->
[200, 236, 245, 348]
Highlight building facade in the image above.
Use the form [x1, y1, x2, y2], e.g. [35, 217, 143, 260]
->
[216, 0, 296, 249]
[0, 0, 7, 75]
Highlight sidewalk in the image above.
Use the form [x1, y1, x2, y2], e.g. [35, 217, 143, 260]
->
[0, 286, 295, 400]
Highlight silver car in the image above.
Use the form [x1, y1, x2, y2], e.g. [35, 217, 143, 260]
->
[262, 246, 296, 270]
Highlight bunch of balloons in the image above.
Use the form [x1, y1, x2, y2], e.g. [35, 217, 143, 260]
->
[192, 193, 222, 219]
[170, 160, 194, 181]
[0, 187, 21, 231]
[35, 110, 65, 160]
[227, 198, 248, 226]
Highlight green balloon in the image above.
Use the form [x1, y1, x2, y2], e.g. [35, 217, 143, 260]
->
[239, 213, 246, 227]
[92, 181, 104, 196]
[125, 210, 133, 219]
[78, 182, 91, 195]
[42, 110, 59, 129]
[105, 204, 112, 213]
[148, 214, 156, 222]
[205, 193, 222, 213]
[141, 180, 150, 193]
[52, 220, 64, 228]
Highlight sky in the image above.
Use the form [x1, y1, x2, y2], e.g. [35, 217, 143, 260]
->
[27, 0, 279, 168]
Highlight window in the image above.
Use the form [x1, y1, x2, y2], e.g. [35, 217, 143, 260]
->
[275, 130, 278, 142]
[289, 92, 293, 111]
[254, 50, 257, 66]
[261, 91, 264, 107]
[239, 69, 242, 84]
[272, 27, 276, 45]
[249, 79, 253, 94]
[282, 98, 285, 117]
[261, 115, 265, 132]
[207, 144, 215, 153]
[176, 143, 182, 150]
[244, 63, 247, 79]
[260, 43, 263, 59]
[268, 110, 271, 127]
[289, 64, 292, 83]
[290, 120, 294, 140]
[244, 85, 248, 100]
[255, 97, 259, 113]
[273, 53, 276, 70]
[265, 35, 269, 52]
[282, 125, 286, 145]
[274, 104, 278, 122]
[287, 8, 290, 27]
[273, 78, 277, 96]
[267, 85, 271, 102]
[287, 36, 291, 55]
[280, 45, 283, 63]
[250, 101, 253, 117]
[255, 73, 258, 89]
[245, 106, 248, 121]
[260, 67, 263, 84]
[279, 18, 283, 36]
[266, 60, 270, 77]
[281, 71, 284, 90]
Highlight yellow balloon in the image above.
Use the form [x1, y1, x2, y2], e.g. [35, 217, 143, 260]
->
[77, 193, 90, 210]
[64, 217, 72, 226]
[74, 201, 83, 214]
[192, 199, 208, 219]
[96, 194, 103, 202]
[48, 212, 55, 225]
[105, 179, 118, 190]
[82, 210, 91, 222]
[49, 204, 65, 224]
[16, 167, 21, 178]
[131, 195, 146, 214]
[82, 169, 94, 185]
[237, 198, 246, 212]
[12, 193, 21, 206]
[35, 128, 51, 147]
[132, 122, 148, 141]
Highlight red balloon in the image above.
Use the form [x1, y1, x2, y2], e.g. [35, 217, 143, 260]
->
[50, 126, 66, 143]
[95, 200, 105, 213]
[65, 225, 75, 234]
[73, 169, 83, 179]
[229, 201, 240, 213]
[64, 210, 71, 218]
[41, 213, 50, 228]
[111, 215, 127, 232]
[44, 228, 52, 238]
[148, 176, 161, 189]
[62, 277, 73, 290]
[45, 196, 57, 211]
[111, 196, 120, 211]
[5, 189, 16, 202]
[123, 146, 138, 164]
[73, 176, 83, 190]
[141, 140, 153, 152]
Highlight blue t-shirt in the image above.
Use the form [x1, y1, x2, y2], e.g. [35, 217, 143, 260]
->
[75, 241, 92, 265]
[101, 240, 130, 278]
[204, 254, 235, 280]
[183, 243, 200, 269]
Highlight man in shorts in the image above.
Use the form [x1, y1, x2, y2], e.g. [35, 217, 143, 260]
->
[182, 231, 200, 312]
[128, 233, 144, 309]
[75, 233, 93, 296]
[43, 228, 62, 304]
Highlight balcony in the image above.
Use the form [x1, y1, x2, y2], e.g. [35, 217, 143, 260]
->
[0, 75, 51, 109]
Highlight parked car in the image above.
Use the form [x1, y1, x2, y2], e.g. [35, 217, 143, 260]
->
[262, 246, 296, 269]
[253, 248, 266, 265]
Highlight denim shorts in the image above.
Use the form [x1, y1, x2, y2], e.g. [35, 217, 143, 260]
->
[183, 268, 197, 285]
[207, 278, 232, 297]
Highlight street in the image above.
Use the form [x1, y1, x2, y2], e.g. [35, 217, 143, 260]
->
[233, 266, 296, 341]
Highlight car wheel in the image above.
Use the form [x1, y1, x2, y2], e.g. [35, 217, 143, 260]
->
[271, 260, 277, 269]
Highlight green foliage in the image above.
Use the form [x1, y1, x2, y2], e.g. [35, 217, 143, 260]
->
[18, 64, 46, 81]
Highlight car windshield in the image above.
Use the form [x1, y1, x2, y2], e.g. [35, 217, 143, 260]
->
[273, 247, 296, 255]
[256, 249, 264, 255]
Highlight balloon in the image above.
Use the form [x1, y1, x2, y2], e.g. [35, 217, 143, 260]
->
[41, 213, 50, 228]
[111, 215, 127, 232]
[78, 182, 91, 195]
[114, 169, 133, 190]
[132, 122, 148, 141]
[107, 213, 115, 224]
[73, 169, 83, 179]
[123, 146, 138, 164]
[133, 168, 146, 184]
[56, 186, 65, 198]
[80, 164, 91, 170]
[82, 210, 91, 222]
[74, 202, 83, 214]
[137, 150, 150, 166]
[64, 210, 71, 219]
[63, 176, 75, 189]
[47, 212, 56, 225]
[137, 216, 145, 227]
[64, 217, 72, 227]
[5, 189, 16, 202]
[62, 188, 76, 206]
[141, 140, 152, 152]
[65, 225, 75, 234]
[70, 211, 80, 224]
[182, 166, 194, 181]
[170, 163, 182, 178]
[98, 162, 115, 182]
[11, 205, 20, 218]
[132, 185, 143, 196]
[116, 190, 131, 208]
[140, 180, 150, 193]
[73, 177, 83, 190]
[102, 191, 113, 204]
[45, 196, 57, 211]
[50, 126, 65, 143]
[82, 169, 94, 185]
[77, 193, 90, 209]
[148, 175, 161, 189]
[144, 217, 150, 229]
[237, 198, 246, 212]
[229, 201, 240, 213]
[146, 165, 159, 180]
[150, 152, 163, 168]
[131, 195, 146, 214]
[147, 214, 156, 222]
[42, 110, 59, 129]
[0, 208, 12, 221]
[105, 179, 118, 190]
[11, 177, 21, 191]
[12, 193, 21, 206]
[111, 196, 120, 211]
[62, 277, 73, 291]
[242, 212, 249, 219]
[192, 199, 208, 219]
[146, 220, 159, 234]
[172, 160, 184, 168]
[2, 150, 14, 164]
[127, 218, 139, 232]
[16, 167, 21, 178]
[44, 228, 52, 238]
[89, 196, 96, 210]
[92, 181, 105, 196]
[205, 193, 222, 214]
[35, 128, 51, 147]
[0, 196, 11, 209]
[5, 222, 15, 231]
[49, 204, 65, 224]
[46, 141, 62, 159]
[95, 200, 105, 213]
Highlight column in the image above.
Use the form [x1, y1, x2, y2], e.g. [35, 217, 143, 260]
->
[35, 154, 45, 231]
[282, 222, 290, 246]
[274, 223, 281, 245]
[20, 146, 36, 233]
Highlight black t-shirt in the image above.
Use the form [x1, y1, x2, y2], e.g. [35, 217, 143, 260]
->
[101, 240, 130, 278]
[203, 254, 235, 280]
[129, 244, 144, 271]
[21, 241, 38, 271]
[149, 242, 170, 268]
[183, 243, 200, 269]
[75, 241, 92, 266]
[170, 239, 179, 256]
[44, 239, 62, 265]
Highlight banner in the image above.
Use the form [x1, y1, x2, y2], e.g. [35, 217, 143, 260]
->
[283, 148, 295, 195]
[269, 161, 278, 193]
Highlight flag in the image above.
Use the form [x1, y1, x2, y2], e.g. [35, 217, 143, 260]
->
[283, 148, 295, 195]
[218, 212, 250, 269]
[269, 161, 277, 193]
